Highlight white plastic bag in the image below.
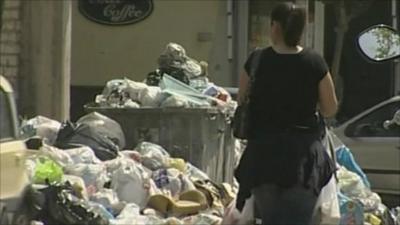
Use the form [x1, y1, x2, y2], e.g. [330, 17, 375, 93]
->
[64, 146, 101, 164]
[136, 142, 170, 170]
[125, 78, 148, 102]
[21, 116, 61, 145]
[313, 175, 341, 225]
[139, 86, 165, 107]
[41, 144, 73, 167]
[111, 158, 151, 208]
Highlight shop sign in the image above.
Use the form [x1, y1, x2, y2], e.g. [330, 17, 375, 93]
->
[79, 0, 154, 25]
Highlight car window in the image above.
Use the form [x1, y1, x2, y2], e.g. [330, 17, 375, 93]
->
[345, 101, 400, 137]
[0, 89, 14, 142]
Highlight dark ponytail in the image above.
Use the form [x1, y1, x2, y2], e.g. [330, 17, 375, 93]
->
[271, 2, 306, 47]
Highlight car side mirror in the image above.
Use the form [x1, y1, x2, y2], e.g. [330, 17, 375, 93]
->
[358, 25, 400, 62]
[383, 109, 400, 129]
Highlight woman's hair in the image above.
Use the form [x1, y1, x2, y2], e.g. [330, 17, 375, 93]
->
[271, 2, 306, 47]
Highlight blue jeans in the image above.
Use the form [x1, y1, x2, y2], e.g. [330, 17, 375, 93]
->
[252, 183, 318, 225]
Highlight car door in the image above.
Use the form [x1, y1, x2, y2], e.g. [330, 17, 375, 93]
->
[340, 101, 400, 195]
[0, 81, 29, 201]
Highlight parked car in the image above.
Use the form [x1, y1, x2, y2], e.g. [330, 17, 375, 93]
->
[333, 25, 400, 206]
[0, 75, 34, 225]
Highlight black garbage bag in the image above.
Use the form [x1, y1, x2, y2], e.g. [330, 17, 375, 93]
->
[146, 69, 190, 86]
[77, 112, 126, 149]
[37, 182, 109, 225]
[55, 121, 119, 161]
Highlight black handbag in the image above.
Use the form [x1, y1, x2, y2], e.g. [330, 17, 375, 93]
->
[233, 49, 262, 139]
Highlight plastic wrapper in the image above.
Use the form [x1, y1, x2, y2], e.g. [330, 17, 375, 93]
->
[159, 75, 211, 107]
[20, 116, 62, 145]
[136, 142, 170, 170]
[77, 112, 126, 149]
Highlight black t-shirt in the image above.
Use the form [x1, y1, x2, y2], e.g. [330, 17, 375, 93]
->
[244, 47, 328, 137]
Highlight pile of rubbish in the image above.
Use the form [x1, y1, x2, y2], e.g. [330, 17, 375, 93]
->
[324, 132, 399, 225]
[92, 43, 236, 115]
[21, 114, 237, 225]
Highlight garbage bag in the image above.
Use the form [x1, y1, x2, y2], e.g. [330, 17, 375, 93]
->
[158, 43, 202, 79]
[111, 158, 151, 208]
[55, 121, 119, 161]
[20, 116, 62, 145]
[36, 182, 109, 225]
[135, 142, 170, 170]
[77, 112, 126, 149]
[33, 157, 64, 184]
[336, 146, 371, 188]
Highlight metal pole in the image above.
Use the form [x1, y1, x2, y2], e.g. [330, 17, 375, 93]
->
[393, 0, 400, 95]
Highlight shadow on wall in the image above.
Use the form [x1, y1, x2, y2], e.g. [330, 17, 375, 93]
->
[70, 85, 103, 122]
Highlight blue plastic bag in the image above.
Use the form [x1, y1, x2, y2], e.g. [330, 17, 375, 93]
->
[336, 146, 371, 188]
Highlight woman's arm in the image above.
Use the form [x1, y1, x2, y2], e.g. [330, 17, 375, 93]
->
[237, 71, 250, 105]
[318, 72, 338, 118]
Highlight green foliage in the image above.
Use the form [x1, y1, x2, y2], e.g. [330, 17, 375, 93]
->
[371, 28, 400, 60]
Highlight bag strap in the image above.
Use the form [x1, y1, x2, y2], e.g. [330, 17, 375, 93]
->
[243, 48, 263, 104]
